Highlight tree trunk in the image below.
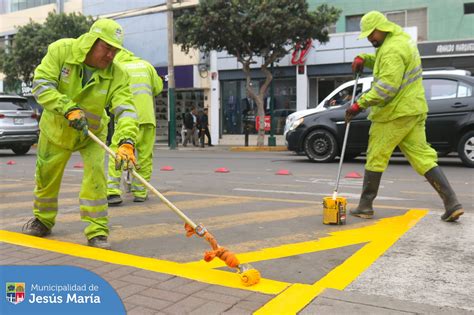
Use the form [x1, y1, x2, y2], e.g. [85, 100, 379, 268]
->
[240, 57, 274, 147]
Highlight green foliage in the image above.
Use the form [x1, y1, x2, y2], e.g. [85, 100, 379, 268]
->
[0, 12, 94, 92]
[175, 0, 341, 64]
[175, 0, 341, 145]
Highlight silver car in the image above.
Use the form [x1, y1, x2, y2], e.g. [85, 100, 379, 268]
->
[0, 94, 39, 155]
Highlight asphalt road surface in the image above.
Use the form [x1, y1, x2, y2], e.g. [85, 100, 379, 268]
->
[1, 147, 472, 312]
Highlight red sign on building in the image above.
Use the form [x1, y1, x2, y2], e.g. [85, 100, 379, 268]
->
[255, 116, 271, 131]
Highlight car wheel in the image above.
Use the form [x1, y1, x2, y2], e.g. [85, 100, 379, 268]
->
[304, 129, 338, 162]
[458, 130, 474, 168]
[11, 144, 31, 155]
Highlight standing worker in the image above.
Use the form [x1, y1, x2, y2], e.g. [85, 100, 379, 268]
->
[22, 19, 139, 249]
[107, 50, 163, 205]
[346, 11, 464, 222]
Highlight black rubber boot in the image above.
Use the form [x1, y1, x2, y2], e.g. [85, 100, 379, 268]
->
[350, 170, 383, 219]
[22, 218, 51, 237]
[88, 235, 111, 250]
[424, 166, 464, 222]
[107, 194, 122, 206]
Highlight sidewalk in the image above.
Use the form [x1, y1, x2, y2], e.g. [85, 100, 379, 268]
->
[155, 134, 288, 152]
[2, 240, 472, 314]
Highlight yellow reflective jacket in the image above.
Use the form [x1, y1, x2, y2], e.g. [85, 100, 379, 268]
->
[358, 24, 428, 122]
[114, 50, 163, 126]
[32, 33, 138, 150]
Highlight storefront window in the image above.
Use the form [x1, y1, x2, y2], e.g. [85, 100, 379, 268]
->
[221, 78, 296, 135]
[155, 90, 204, 142]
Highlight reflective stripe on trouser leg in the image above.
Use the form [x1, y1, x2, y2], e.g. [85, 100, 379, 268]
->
[33, 132, 71, 229]
[106, 140, 122, 196]
[397, 114, 438, 175]
[366, 115, 433, 173]
[80, 136, 109, 239]
[132, 124, 155, 198]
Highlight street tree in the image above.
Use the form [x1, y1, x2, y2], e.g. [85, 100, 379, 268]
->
[175, 0, 341, 146]
[0, 12, 94, 93]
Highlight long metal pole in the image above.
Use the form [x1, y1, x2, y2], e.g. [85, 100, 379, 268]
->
[333, 73, 359, 200]
[87, 131, 195, 227]
[167, 0, 176, 149]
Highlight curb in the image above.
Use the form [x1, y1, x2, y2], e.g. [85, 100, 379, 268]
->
[230, 146, 287, 152]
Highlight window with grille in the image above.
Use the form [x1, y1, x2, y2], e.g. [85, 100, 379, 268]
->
[10, 0, 56, 12]
[346, 9, 427, 42]
[465, 2, 474, 14]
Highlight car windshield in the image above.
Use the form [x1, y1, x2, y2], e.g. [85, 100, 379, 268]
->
[0, 98, 31, 110]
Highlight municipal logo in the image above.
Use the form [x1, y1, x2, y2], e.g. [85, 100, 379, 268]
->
[6, 282, 25, 305]
[115, 28, 123, 40]
[61, 67, 70, 78]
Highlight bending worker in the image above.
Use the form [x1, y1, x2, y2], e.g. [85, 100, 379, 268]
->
[346, 11, 464, 222]
[107, 50, 163, 205]
[23, 19, 139, 249]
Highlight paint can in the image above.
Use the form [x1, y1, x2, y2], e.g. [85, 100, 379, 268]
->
[323, 196, 347, 225]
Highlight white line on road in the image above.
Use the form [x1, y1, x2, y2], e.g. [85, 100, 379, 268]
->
[233, 188, 412, 201]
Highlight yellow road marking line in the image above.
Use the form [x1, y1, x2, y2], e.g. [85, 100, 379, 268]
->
[0, 186, 81, 198]
[59, 205, 319, 243]
[0, 182, 35, 189]
[0, 198, 78, 211]
[224, 180, 305, 188]
[254, 209, 428, 314]
[172, 191, 415, 209]
[0, 195, 245, 227]
[0, 230, 288, 294]
[163, 221, 377, 262]
[400, 190, 472, 197]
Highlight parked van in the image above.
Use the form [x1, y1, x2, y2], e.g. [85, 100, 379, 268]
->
[284, 69, 472, 140]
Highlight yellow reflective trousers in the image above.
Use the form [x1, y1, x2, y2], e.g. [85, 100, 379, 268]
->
[33, 131, 109, 239]
[366, 114, 438, 175]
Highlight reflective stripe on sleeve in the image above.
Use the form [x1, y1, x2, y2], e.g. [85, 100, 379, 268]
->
[133, 90, 153, 96]
[131, 83, 152, 90]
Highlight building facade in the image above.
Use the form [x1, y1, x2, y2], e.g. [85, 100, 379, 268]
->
[1, 0, 473, 144]
[215, 0, 474, 142]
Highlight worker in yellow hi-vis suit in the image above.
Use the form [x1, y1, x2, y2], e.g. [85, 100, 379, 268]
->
[23, 19, 139, 250]
[346, 11, 464, 222]
[107, 50, 163, 205]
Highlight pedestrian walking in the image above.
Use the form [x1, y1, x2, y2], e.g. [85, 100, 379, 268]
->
[107, 50, 163, 205]
[183, 106, 198, 147]
[198, 108, 213, 147]
[346, 11, 464, 222]
[22, 19, 139, 249]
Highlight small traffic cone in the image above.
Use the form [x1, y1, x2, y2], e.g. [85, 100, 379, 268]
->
[160, 166, 174, 171]
[215, 167, 230, 173]
[276, 169, 291, 175]
[73, 162, 84, 168]
[344, 171, 362, 178]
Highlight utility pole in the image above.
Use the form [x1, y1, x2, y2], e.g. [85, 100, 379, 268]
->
[167, 0, 176, 149]
[268, 62, 276, 146]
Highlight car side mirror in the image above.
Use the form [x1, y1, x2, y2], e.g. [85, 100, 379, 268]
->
[324, 100, 330, 108]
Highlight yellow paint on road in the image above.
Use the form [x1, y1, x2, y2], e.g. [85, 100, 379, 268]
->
[0, 230, 288, 295]
[254, 209, 428, 314]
